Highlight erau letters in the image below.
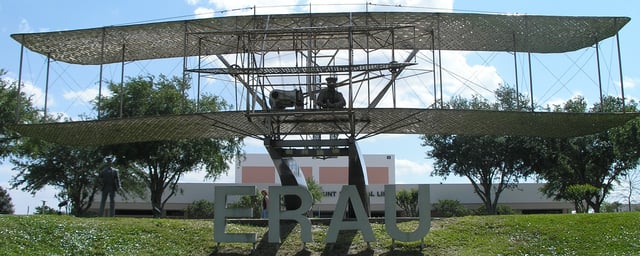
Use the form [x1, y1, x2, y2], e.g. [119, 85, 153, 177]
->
[214, 184, 430, 244]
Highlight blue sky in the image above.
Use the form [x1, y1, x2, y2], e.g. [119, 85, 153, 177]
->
[1, 0, 638, 214]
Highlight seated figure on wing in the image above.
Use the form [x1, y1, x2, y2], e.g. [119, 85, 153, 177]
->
[316, 77, 346, 109]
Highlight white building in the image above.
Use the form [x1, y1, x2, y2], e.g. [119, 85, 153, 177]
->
[91, 154, 573, 217]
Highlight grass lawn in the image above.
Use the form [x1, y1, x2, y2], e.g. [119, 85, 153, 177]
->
[1, 212, 638, 255]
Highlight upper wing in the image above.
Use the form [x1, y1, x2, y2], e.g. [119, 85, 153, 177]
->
[10, 109, 639, 146]
[11, 12, 629, 65]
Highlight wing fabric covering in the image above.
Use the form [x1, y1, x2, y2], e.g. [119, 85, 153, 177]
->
[11, 12, 629, 65]
[9, 109, 639, 146]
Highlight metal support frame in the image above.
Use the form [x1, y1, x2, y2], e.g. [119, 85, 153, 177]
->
[528, 52, 534, 111]
[44, 54, 50, 121]
[595, 39, 604, 112]
[616, 33, 626, 111]
[119, 44, 126, 118]
[15, 43, 24, 123]
[98, 28, 106, 120]
[183, 15, 428, 217]
[512, 32, 520, 109]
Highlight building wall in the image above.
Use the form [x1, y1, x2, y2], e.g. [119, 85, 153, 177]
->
[235, 154, 395, 185]
[89, 154, 573, 216]
[93, 182, 572, 216]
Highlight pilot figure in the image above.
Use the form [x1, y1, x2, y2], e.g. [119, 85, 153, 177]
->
[316, 77, 346, 109]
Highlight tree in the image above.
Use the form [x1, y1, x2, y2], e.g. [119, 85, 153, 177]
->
[10, 142, 100, 216]
[35, 205, 58, 215]
[615, 170, 640, 211]
[184, 199, 214, 219]
[98, 75, 243, 217]
[0, 69, 39, 161]
[538, 96, 640, 212]
[10, 140, 146, 216]
[432, 199, 470, 217]
[421, 86, 542, 215]
[601, 201, 623, 213]
[0, 185, 15, 214]
[565, 184, 599, 213]
[229, 190, 261, 218]
[305, 177, 323, 208]
[396, 188, 419, 217]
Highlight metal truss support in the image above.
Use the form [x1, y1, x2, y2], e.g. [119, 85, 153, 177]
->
[368, 50, 420, 108]
[216, 54, 268, 110]
[265, 138, 309, 210]
[347, 139, 369, 217]
[264, 137, 370, 216]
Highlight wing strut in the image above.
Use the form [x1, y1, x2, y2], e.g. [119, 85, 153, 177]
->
[368, 49, 420, 108]
[216, 54, 268, 110]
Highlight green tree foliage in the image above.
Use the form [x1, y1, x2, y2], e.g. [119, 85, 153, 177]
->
[422, 86, 543, 215]
[433, 199, 471, 217]
[538, 96, 640, 212]
[10, 142, 146, 217]
[0, 185, 15, 214]
[565, 184, 600, 213]
[97, 75, 243, 217]
[305, 177, 323, 207]
[475, 204, 513, 215]
[184, 199, 214, 219]
[601, 201, 622, 213]
[615, 170, 640, 211]
[35, 205, 58, 215]
[395, 188, 419, 217]
[11, 143, 102, 216]
[0, 69, 39, 161]
[229, 191, 261, 218]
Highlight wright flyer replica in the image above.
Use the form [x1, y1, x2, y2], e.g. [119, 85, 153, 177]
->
[9, 11, 637, 214]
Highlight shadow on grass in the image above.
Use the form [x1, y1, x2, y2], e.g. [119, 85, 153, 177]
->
[378, 249, 428, 256]
[208, 221, 427, 255]
[321, 230, 362, 255]
[209, 221, 299, 255]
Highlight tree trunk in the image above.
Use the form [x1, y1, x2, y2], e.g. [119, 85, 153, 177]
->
[151, 191, 164, 218]
[149, 176, 165, 218]
[483, 184, 496, 215]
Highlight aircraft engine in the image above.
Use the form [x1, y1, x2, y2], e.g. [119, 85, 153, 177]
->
[269, 89, 304, 110]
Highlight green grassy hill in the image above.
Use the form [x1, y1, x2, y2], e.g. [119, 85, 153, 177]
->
[1, 212, 638, 255]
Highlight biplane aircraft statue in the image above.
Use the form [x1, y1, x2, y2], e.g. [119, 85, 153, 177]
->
[8, 10, 637, 246]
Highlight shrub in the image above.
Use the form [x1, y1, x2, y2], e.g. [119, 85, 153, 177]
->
[184, 199, 214, 219]
[35, 205, 58, 215]
[229, 193, 261, 218]
[475, 204, 514, 215]
[433, 199, 471, 217]
[0, 186, 15, 214]
[396, 188, 419, 217]
[601, 201, 622, 213]
[566, 184, 599, 213]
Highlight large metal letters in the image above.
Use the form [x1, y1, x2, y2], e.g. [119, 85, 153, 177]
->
[214, 185, 431, 246]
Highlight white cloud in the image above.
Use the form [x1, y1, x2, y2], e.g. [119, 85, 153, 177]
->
[205, 0, 298, 16]
[543, 91, 585, 110]
[63, 87, 101, 103]
[5, 77, 48, 109]
[181, 159, 237, 183]
[18, 18, 32, 33]
[440, 51, 503, 100]
[203, 0, 453, 16]
[396, 158, 431, 176]
[622, 76, 638, 89]
[194, 7, 215, 19]
[185, 0, 200, 6]
[243, 137, 265, 150]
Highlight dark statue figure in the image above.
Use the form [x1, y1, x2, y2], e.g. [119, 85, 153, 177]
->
[99, 157, 121, 217]
[316, 77, 346, 109]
